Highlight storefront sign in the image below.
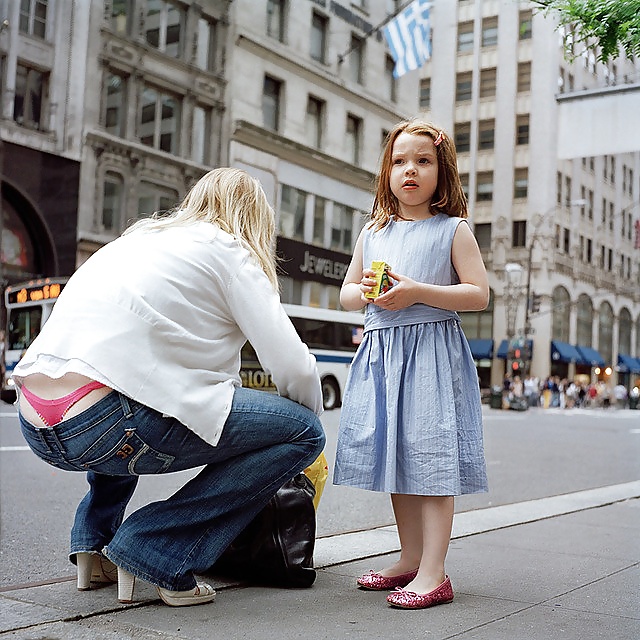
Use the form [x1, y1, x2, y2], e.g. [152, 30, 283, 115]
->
[276, 236, 351, 286]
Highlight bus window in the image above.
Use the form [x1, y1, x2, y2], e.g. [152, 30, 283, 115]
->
[8, 308, 43, 351]
[291, 318, 333, 350]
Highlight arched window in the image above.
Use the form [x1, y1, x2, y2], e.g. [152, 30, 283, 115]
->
[1, 191, 38, 279]
[618, 308, 632, 355]
[576, 294, 593, 346]
[598, 301, 614, 364]
[551, 286, 570, 342]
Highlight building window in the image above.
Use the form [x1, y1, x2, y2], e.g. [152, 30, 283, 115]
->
[478, 120, 495, 150]
[306, 95, 324, 149]
[102, 172, 124, 233]
[519, 10, 532, 40]
[145, 0, 185, 59]
[103, 71, 127, 137]
[457, 21, 474, 52]
[454, 122, 471, 153]
[419, 78, 431, 109]
[476, 172, 493, 202]
[192, 105, 212, 165]
[563, 175, 572, 207]
[481, 17, 498, 47]
[19, 0, 47, 39]
[456, 72, 473, 102]
[514, 168, 528, 199]
[512, 220, 526, 247]
[139, 85, 180, 153]
[459, 173, 469, 200]
[563, 227, 570, 253]
[479, 68, 496, 98]
[516, 114, 529, 145]
[280, 185, 307, 240]
[262, 75, 282, 131]
[346, 114, 362, 165]
[137, 181, 179, 219]
[350, 34, 364, 85]
[14, 63, 47, 130]
[474, 222, 492, 250]
[111, 0, 132, 35]
[313, 196, 326, 245]
[310, 11, 328, 63]
[517, 62, 531, 92]
[385, 55, 397, 102]
[331, 203, 353, 252]
[195, 16, 218, 72]
[266, 0, 286, 42]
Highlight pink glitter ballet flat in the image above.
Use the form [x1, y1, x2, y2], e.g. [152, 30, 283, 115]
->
[386, 575, 454, 609]
[357, 569, 419, 591]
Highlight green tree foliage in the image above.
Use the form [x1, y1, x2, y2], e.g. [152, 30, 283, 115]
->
[532, 0, 640, 63]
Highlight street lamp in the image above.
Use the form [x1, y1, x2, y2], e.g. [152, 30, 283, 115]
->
[523, 200, 587, 337]
[504, 262, 524, 340]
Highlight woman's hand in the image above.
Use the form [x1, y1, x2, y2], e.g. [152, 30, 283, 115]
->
[373, 270, 416, 311]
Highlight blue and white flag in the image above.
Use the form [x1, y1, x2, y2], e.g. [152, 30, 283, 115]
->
[383, 0, 432, 78]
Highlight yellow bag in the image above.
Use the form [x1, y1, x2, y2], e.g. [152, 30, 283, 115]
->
[303, 452, 329, 510]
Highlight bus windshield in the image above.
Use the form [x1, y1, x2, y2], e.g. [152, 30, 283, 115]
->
[7, 307, 43, 351]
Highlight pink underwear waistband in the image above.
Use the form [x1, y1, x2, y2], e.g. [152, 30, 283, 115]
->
[21, 381, 107, 427]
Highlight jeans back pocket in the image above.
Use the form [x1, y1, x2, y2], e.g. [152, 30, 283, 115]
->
[69, 420, 175, 475]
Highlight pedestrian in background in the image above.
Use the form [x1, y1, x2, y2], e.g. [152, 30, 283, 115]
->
[13, 168, 325, 607]
[333, 119, 489, 610]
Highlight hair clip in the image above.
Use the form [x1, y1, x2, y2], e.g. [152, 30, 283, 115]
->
[434, 130, 445, 146]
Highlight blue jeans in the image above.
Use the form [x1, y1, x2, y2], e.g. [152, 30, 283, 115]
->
[19, 387, 325, 591]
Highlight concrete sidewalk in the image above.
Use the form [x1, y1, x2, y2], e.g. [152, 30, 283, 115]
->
[1, 482, 638, 640]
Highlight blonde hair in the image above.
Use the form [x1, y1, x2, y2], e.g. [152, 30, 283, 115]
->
[370, 119, 468, 231]
[124, 168, 279, 289]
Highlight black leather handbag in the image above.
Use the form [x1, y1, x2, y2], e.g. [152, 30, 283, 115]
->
[210, 473, 317, 588]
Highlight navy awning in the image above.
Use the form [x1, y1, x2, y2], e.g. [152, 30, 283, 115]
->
[496, 338, 533, 360]
[575, 345, 605, 367]
[618, 354, 640, 373]
[468, 339, 494, 360]
[551, 340, 583, 364]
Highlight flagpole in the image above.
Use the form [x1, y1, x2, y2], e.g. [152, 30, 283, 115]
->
[337, 0, 425, 64]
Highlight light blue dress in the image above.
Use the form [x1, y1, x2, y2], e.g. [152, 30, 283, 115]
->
[333, 213, 488, 496]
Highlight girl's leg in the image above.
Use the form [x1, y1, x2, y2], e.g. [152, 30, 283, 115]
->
[377, 494, 424, 575]
[376, 494, 454, 592]
[405, 495, 454, 594]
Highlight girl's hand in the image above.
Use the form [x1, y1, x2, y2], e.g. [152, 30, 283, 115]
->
[373, 270, 416, 310]
[358, 268, 377, 302]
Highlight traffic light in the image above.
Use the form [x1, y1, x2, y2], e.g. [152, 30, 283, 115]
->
[529, 293, 541, 314]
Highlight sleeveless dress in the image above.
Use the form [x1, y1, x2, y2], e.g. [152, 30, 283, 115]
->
[333, 213, 488, 496]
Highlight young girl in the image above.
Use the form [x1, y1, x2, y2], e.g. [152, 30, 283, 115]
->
[333, 120, 489, 610]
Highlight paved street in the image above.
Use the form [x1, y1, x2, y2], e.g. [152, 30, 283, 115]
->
[1, 403, 639, 639]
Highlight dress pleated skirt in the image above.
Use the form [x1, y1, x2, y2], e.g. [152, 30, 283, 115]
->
[333, 320, 488, 496]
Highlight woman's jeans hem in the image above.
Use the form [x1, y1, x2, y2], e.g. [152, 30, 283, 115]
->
[19, 387, 325, 591]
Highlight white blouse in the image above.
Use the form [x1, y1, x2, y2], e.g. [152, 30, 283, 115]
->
[13, 222, 323, 446]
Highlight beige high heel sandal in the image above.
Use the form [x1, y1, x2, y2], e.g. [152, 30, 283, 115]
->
[76, 552, 118, 590]
[117, 566, 216, 607]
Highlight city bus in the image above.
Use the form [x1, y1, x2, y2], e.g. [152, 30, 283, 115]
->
[1, 282, 365, 410]
[2, 277, 69, 401]
[241, 304, 365, 410]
